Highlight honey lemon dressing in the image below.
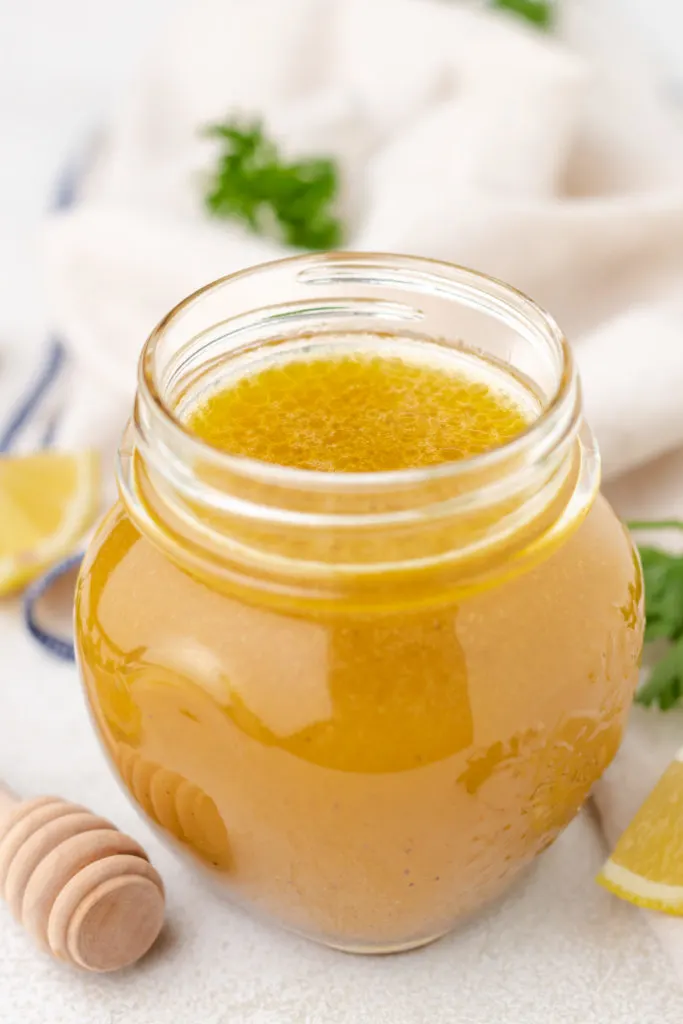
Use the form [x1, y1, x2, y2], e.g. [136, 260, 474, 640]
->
[76, 328, 642, 950]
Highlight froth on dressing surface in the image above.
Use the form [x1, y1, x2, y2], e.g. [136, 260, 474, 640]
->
[76, 332, 643, 952]
[187, 346, 533, 471]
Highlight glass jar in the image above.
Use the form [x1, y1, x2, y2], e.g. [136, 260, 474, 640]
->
[75, 253, 643, 953]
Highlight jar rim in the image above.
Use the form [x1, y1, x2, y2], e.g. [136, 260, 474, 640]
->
[138, 251, 578, 493]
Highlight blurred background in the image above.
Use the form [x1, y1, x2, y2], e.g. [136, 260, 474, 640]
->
[1, 0, 174, 346]
[0, 0, 682, 352]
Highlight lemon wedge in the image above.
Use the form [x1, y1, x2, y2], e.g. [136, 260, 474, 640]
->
[598, 750, 683, 914]
[0, 450, 100, 596]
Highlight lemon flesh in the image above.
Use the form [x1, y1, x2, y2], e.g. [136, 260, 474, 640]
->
[0, 451, 100, 596]
[598, 753, 683, 914]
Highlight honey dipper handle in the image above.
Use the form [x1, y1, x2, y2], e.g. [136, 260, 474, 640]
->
[0, 783, 19, 829]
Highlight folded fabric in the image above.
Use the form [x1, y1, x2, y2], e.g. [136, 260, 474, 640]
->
[44, 0, 683, 487]
[39, 0, 683, 996]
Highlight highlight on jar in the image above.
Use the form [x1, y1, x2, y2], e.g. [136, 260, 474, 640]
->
[73, 252, 643, 954]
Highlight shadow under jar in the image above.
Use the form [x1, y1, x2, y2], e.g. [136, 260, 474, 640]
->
[75, 253, 643, 953]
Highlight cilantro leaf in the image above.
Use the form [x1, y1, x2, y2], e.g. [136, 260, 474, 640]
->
[203, 120, 343, 251]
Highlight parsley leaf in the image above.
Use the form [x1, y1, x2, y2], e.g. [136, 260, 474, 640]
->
[638, 546, 683, 644]
[203, 120, 343, 250]
[636, 638, 683, 711]
[629, 520, 683, 709]
[490, 0, 553, 29]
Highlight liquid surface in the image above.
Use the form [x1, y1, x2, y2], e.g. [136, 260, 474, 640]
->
[187, 349, 531, 471]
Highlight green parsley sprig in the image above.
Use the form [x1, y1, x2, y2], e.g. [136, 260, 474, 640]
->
[202, 1, 552, 242]
[630, 520, 683, 710]
[203, 120, 343, 250]
[490, 0, 553, 29]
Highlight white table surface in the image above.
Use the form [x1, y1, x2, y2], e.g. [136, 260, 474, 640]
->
[2, 1, 683, 1021]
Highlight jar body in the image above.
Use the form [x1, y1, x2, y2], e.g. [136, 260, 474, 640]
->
[75, 492, 642, 952]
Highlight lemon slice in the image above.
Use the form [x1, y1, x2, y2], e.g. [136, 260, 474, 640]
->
[598, 749, 683, 914]
[0, 450, 100, 595]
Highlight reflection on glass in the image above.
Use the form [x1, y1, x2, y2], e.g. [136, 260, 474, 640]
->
[116, 744, 231, 870]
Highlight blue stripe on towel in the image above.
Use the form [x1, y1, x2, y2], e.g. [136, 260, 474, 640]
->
[40, 412, 60, 449]
[12, 154, 90, 661]
[0, 339, 66, 454]
[23, 554, 84, 662]
[0, 151, 86, 454]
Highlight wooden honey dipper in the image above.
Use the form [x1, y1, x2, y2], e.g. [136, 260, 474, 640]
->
[0, 784, 165, 972]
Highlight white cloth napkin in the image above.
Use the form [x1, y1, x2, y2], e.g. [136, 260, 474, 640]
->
[44, 0, 683, 482]
[39, 0, 683, 1004]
